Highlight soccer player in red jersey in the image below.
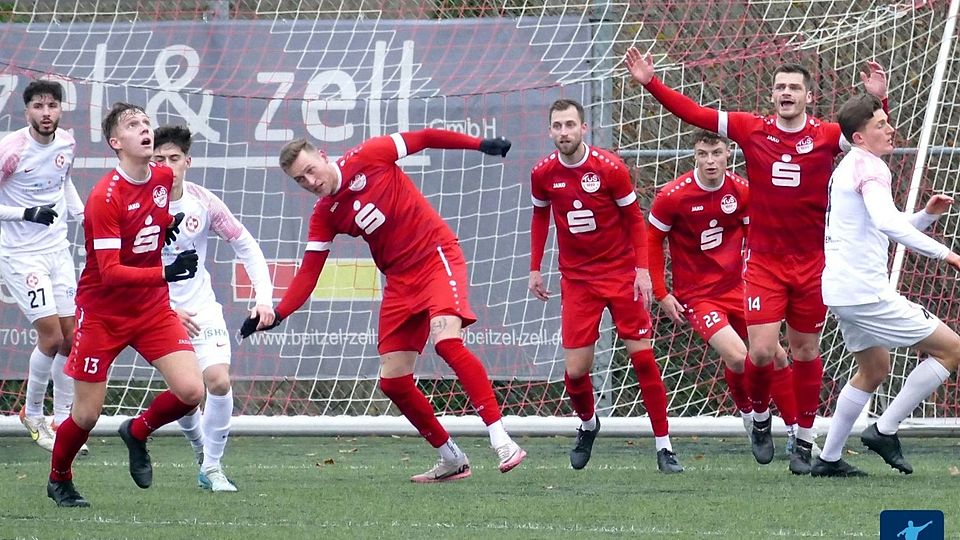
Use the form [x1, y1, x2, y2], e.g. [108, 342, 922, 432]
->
[626, 48, 888, 474]
[241, 129, 526, 483]
[46, 103, 204, 507]
[648, 130, 799, 449]
[528, 99, 683, 473]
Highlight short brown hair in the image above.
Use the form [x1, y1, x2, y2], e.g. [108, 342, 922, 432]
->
[837, 94, 883, 142]
[101, 102, 145, 150]
[773, 63, 813, 90]
[549, 99, 585, 124]
[691, 129, 728, 147]
[279, 138, 316, 172]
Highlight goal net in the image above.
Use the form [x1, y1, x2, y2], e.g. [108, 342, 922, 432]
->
[0, 0, 956, 435]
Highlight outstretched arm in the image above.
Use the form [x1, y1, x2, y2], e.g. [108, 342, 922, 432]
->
[397, 129, 511, 157]
[909, 194, 952, 231]
[275, 249, 329, 320]
[624, 47, 722, 132]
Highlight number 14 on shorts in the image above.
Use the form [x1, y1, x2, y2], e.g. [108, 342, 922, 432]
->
[747, 296, 761, 311]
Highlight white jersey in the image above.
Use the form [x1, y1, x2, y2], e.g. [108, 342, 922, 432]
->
[162, 181, 273, 313]
[0, 127, 83, 255]
[823, 146, 949, 306]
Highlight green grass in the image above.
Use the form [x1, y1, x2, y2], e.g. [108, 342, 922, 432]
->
[1, 435, 958, 539]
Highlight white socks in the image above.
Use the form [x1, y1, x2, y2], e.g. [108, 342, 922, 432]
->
[655, 435, 672, 452]
[51, 353, 74, 424]
[877, 357, 951, 435]
[201, 390, 234, 472]
[819, 383, 872, 462]
[438, 438, 464, 462]
[24, 347, 54, 417]
[177, 408, 204, 450]
[581, 414, 598, 431]
[487, 419, 511, 449]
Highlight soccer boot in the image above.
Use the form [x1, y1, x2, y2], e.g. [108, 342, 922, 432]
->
[410, 455, 471, 483]
[495, 441, 527, 473]
[656, 448, 684, 474]
[47, 479, 90, 507]
[198, 467, 238, 492]
[860, 423, 913, 474]
[750, 416, 775, 464]
[50, 419, 89, 456]
[810, 457, 868, 478]
[570, 417, 600, 470]
[788, 440, 813, 475]
[20, 407, 56, 452]
[118, 419, 153, 488]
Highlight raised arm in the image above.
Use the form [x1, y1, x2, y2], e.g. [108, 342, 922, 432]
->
[624, 47, 722, 132]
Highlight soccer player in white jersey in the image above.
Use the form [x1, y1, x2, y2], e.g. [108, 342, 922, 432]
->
[0, 80, 86, 453]
[153, 125, 275, 492]
[813, 94, 960, 477]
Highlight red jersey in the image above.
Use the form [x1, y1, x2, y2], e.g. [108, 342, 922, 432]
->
[720, 112, 842, 255]
[76, 163, 175, 316]
[530, 145, 646, 281]
[648, 169, 749, 306]
[307, 131, 476, 277]
[641, 77, 847, 257]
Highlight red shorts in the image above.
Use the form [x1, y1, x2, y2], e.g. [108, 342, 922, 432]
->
[378, 243, 477, 355]
[683, 285, 748, 342]
[560, 273, 652, 349]
[742, 250, 826, 334]
[66, 306, 195, 383]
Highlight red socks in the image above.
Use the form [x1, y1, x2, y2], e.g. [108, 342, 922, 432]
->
[746, 356, 774, 414]
[792, 357, 824, 429]
[49, 416, 90, 482]
[629, 349, 669, 437]
[435, 338, 502, 425]
[564, 371, 596, 421]
[380, 374, 449, 448]
[723, 366, 752, 413]
[770, 364, 799, 426]
[130, 390, 196, 441]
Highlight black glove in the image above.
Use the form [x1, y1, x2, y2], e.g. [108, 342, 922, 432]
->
[166, 212, 185, 245]
[479, 137, 511, 157]
[163, 249, 198, 282]
[240, 310, 283, 339]
[23, 203, 58, 226]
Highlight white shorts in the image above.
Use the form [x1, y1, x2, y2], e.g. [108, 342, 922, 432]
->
[0, 248, 77, 322]
[829, 295, 940, 353]
[182, 302, 231, 372]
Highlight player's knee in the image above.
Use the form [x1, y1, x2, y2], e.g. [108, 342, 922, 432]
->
[721, 354, 746, 372]
[71, 409, 100, 431]
[565, 363, 591, 379]
[175, 383, 205, 407]
[37, 333, 63, 357]
[747, 343, 777, 364]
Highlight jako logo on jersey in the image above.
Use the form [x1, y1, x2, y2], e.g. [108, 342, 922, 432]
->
[766, 135, 780, 143]
[353, 200, 386, 234]
[691, 205, 704, 212]
[580, 173, 600, 193]
[566, 200, 597, 234]
[153, 186, 168, 208]
[330, 202, 339, 212]
[553, 182, 566, 189]
[132, 215, 162, 254]
[127, 202, 141, 211]
[796, 135, 814, 154]
[349, 173, 367, 191]
[771, 154, 801, 187]
[720, 194, 738, 214]
[700, 219, 723, 251]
